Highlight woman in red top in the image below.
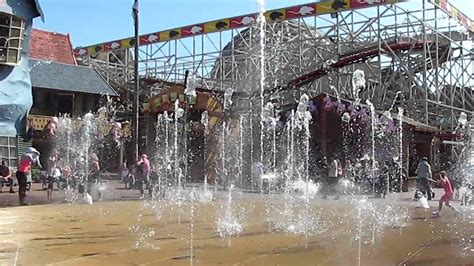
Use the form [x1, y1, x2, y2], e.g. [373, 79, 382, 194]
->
[17, 147, 42, 205]
[432, 171, 458, 216]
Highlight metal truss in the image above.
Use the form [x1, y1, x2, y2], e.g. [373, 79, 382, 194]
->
[76, 0, 473, 131]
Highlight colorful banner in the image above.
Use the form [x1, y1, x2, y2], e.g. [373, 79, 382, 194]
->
[264, 8, 286, 22]
[74, 0, 406, 56]
[285, 4, 316, 19]
[160, 29, 181, 41]
[204, 19, 230, 33]
[182, 24, 204, 37]
[429, 0, 474, 32]
[316, 0, 350, 14]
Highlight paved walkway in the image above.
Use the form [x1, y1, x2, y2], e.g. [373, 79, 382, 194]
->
[0, 180, 145, 208]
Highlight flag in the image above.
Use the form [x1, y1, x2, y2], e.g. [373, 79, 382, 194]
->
[132, 0, 139, 19]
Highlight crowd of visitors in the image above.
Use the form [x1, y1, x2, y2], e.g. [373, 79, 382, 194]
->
[1, 145, 469, 217]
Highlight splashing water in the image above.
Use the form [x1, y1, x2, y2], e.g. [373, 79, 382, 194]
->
[200, 111, 209, 131]
[129, 210, 157, 250]
[201, 111, 209, 191]
[352, 70, 365, 102]
[224, 88, 234, 111]
[397, 107, 404, 192]
[239, 116, 244, 189]
[288, 179, 320, 198]
[216, 185, 244, 246]
[257, 0, 266, 167]
[366, 100, 377, 195]
[174, 100, 184, 188]
[459, 112, 468, 128]
[185, 75, 198, 98]
[388, 91, 402, 113]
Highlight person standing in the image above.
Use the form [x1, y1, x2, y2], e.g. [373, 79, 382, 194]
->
[415, 157, 432, 200]
[0, 160, 14, 193]
[135, 158, 146, 199]
[17, 147, 42, 205]
[46, 149, 58, 192]
[120, 162, 130, 189]
[141, 154, 151, 195]
[47, 162, 61, 201]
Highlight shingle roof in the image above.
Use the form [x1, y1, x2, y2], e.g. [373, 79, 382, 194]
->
[29, 59, 118, 96]
[30, 29, 76, 65]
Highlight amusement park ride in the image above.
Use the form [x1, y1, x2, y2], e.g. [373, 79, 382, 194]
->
[73, 0, 473, 132]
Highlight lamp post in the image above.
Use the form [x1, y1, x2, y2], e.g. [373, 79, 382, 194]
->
[132, 0, 139, 161]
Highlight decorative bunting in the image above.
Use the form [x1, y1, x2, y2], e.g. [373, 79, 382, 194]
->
[159, 29, 181, 41]
[204, 19, 230, 33]
[230, 15, 257, 28]
[264, 9, 286, 22]
[121, 38, 136, 49]
[316, 0, 350, 14]
[74, 0, 418, 56]
[140, 33, 159, 44]
[182, 24, 204, 37]
[104, 41, 121, 51]
[285, 4, 317, 19]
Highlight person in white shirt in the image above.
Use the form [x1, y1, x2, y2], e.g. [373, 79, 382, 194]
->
[47, 163, 61, 201]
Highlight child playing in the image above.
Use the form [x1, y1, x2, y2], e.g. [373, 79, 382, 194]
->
[47, 164, 61, 201]
[431, 171, 458, 217]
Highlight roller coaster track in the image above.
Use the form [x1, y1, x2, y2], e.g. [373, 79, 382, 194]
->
[285, 40, 449, 91]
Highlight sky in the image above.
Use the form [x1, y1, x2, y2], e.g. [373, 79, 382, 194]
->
[33, 0, 474, 48]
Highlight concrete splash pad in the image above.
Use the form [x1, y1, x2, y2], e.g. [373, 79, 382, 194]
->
[0, 195, 472, 265]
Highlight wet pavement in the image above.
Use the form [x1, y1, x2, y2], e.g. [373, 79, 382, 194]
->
[0, 182, 472, 265]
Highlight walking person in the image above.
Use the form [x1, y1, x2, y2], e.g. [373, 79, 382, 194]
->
[432, 171, 458, 217]
[141, 154, 151, 195]
[415, 157, 432, 200]
[120, 162, 130, 189]
[46, 150, 58, 200]
[47, 163, 61, 201]
[0, 160, 14, 193]
[17, 147, 42, 205]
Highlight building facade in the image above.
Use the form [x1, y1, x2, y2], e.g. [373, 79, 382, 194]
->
[0, 0, 43, 167]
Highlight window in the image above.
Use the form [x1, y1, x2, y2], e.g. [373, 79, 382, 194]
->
[0, 136, 18, 167]
[0, 13, 25, 65]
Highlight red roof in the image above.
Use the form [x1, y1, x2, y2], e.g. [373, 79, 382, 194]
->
[30, 29, 76, 65]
